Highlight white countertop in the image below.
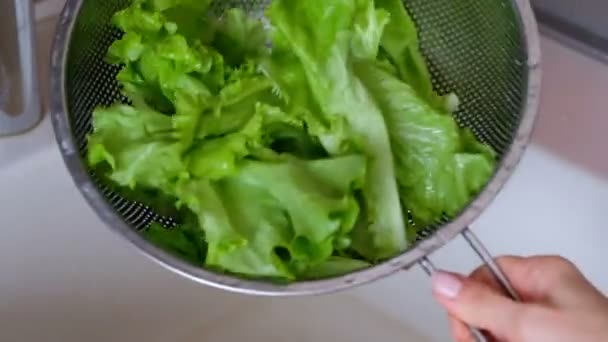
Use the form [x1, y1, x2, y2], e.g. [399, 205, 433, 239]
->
[1, 6, 608, 342]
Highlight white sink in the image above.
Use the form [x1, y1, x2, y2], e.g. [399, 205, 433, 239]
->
[1, 3, 608, 342]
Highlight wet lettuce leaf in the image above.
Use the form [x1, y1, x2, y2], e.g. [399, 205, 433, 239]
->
[144, 218, 207, 266]
[87, 0, 496, 280]
[264, 0, 408, 259]
[175, 156, 365, 278]
[355, 63, 495, 228]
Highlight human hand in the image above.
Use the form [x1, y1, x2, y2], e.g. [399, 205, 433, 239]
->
[431, 256, 608, 342]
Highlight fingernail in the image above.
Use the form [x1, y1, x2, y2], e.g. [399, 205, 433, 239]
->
[432, 271, 462, 298]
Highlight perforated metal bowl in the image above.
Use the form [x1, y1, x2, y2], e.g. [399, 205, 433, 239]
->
[50, 0, 541, 296]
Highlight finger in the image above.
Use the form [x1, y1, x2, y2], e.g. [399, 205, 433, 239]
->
[451, 318, 502, 342]
[449, 315, 473, 342]
[468, 256, 525, 302]
[432, 271, 525, 341]
[471, 255, 605, 308]
[469, 263, 503, 292]
[521, 256, 606, 308]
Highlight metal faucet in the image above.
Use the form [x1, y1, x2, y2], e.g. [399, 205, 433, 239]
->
[0, 0, 41, 136]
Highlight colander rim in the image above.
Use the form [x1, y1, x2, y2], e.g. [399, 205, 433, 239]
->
[50, 0, 542, 296]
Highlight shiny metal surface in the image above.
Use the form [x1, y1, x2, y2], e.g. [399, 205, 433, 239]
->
[0, 0, 42, 136]
[420, 228, 521, 342]
[50, 0, 541, 295]
[420, 253, 488, 342]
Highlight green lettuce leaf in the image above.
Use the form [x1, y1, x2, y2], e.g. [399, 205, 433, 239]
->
[112, 4, 166, 36]
[144, 218, 206, 266]
[87, 0, 498, 280]
[175, 156, 366, 279]
[300, 257, 371, 279]
[356, 63, 495, 227]
[88, 105, 188, 191]
[211, 8, 269, 66]
[374, 0, 447, 110]
[146, 0, 212, 12]
[265, 0, 407, 259]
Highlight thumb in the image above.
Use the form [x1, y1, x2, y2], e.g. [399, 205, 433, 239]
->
[432, 271, 526, 341]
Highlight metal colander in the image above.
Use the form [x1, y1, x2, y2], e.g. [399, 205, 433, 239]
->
[50, 0, 541, 298]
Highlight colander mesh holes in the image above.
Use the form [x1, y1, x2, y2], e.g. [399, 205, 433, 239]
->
[67, 0, 177, 230]
[400, 0, 527, 239]
[65, 0, 527, 241]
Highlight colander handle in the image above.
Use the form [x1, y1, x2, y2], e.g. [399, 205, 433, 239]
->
[419, 227, 520, 342]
